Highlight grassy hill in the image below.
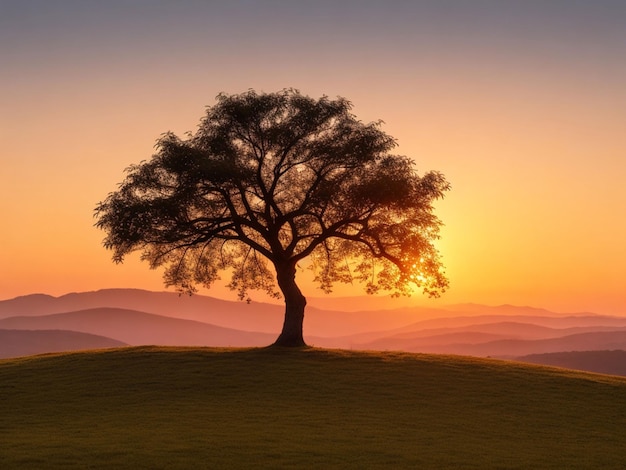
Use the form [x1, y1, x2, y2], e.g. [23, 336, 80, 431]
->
[1, 347, 625, 469]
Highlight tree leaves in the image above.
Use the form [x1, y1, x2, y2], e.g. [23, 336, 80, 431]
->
[95, 89, 449, 299]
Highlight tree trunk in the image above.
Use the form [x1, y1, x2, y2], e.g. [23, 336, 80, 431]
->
[273, 262, 307, 347]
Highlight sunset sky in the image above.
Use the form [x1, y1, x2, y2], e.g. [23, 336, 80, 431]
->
[2, 0, 625, 315]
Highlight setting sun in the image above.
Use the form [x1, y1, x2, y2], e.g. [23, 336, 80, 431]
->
[2, 3, 626, 467]
[1, 1, 625, 317]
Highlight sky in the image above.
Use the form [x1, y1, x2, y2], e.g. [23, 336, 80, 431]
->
[1, 0, 625, 314]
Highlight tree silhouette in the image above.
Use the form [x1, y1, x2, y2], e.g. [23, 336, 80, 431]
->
[95, 89, 450, 347]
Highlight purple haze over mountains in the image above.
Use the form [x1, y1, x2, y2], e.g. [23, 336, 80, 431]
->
[1, 289, 625, 376]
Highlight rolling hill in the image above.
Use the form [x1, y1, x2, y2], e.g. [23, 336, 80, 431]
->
[1, 347, 625, 469]
[2, 289, 626, 376]
[0, 289, 285, 334]
[518, 350, 626, 376]
[0, 329, 126, 359]
[359, 330, 626, 358]
[0, 288, 439, 336]
[349, 320, 626, 354]
[0, 308, 275, 347]
[4, 288, 612, 337]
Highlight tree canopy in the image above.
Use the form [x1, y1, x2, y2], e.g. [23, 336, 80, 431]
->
[95, 89, 450, 346]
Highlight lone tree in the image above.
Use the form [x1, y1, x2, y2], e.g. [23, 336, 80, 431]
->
[95, 89, 450, 347]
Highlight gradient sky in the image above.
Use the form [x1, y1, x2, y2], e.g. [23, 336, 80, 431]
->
[2, 0, 625, 314]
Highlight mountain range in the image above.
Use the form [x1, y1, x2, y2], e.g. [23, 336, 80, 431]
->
[1, 288, 625, 376]
[0, 329, 126, 359]
[0, 307, 275, 347]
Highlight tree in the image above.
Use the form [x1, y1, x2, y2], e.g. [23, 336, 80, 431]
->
[95, 89, 450, 347]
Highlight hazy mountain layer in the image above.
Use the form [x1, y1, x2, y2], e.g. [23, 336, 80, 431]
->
[2, 289, 626, 376]
[517, 350, 626, 377]
[0, 308, 275, 347]
[0, 329, 126, 359]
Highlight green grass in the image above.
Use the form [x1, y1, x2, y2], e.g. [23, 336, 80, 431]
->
[1, 347, 625, 469]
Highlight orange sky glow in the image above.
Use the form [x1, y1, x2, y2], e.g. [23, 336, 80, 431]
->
[1, 1, 625, 315]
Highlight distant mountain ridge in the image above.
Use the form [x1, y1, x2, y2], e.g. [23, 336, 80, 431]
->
[517, 350, 626, 377]
[1, 288, 617, 337]
[0, 288, 469, 336]
[0, 329, 126, 359]
[356, 331, 626, 359]
[2, 289, 626, 376]
[0, 289, 283, 334]
[0, 307, 275, 347]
